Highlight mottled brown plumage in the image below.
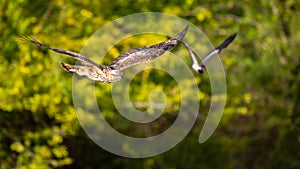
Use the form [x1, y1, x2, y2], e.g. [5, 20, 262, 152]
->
[21, 26, 188, 83]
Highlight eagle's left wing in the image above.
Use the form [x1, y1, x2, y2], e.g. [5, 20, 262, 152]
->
[20, 36, 103, 69]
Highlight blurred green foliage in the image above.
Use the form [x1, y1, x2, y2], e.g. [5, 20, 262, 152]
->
[1, 0, 300, 168]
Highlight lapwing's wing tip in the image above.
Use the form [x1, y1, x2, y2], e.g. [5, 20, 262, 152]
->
[216, 32, 238, 52]
[229, 33, 238, 42]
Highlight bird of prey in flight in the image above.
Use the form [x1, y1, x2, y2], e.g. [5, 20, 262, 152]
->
[21, 26, 189, 83]
[182, 33, 237, 73]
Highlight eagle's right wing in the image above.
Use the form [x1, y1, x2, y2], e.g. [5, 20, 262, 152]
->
[109, 26, 188, 70]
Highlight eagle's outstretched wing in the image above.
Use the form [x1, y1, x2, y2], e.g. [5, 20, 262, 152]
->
[109, 26, 189, 70]
[19, 35, 103, 69]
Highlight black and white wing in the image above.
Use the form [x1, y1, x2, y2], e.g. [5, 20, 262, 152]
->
[201, 33, 237, 64]
[182, 33, 237, 73]
[109, 26, 189, 70]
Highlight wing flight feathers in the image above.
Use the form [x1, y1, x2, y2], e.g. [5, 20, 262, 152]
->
[20, 35, 103, 68]
[109, 26, 189, 70]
